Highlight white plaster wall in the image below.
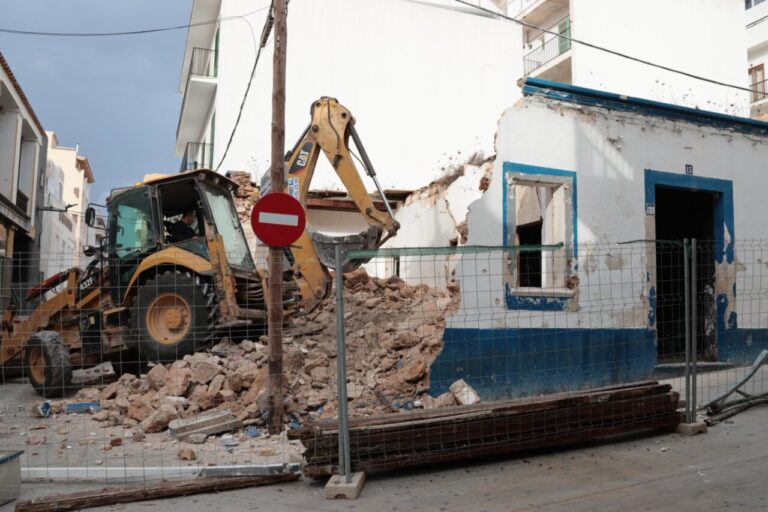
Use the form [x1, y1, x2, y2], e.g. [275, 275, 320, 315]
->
[44, 138, 90, 273]
[39, 161, 77, 279]
[451, 93, 768, 331]
[382, 164, 488, 286]
[214, 0, 521, 191]
[571, 0, 750, 116]
[747, 1, 768, 51]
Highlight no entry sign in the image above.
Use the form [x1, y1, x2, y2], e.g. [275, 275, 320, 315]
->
[250, 192, 306, 247]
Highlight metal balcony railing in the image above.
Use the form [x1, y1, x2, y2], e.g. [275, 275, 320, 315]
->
[523, 18, 571, 75]
[180, 142, 213, 172]
[751, 78, 768, 103]
[189, 47, 218, 79]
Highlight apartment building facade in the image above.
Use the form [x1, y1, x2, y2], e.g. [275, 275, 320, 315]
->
[40, 131, 95, 278]
[0, 52, 46, 307]
[176, 0, 750, 254]
[747, 0, 768, 118]
[513, 0, 749, 115]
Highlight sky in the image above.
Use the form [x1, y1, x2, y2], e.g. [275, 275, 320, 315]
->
[0, 0, 193, 203]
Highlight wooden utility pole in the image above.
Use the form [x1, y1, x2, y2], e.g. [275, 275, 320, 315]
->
[267, 0, 287, 435]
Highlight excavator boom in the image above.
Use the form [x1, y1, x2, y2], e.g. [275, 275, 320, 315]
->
[276, 97, 399, 313]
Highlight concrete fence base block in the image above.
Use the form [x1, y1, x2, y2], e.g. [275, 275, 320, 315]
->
[676, 422, 708, 436]
[325, 472, 366, 499]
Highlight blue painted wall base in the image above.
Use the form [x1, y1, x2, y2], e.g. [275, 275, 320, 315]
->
[429, 327, 657, 401]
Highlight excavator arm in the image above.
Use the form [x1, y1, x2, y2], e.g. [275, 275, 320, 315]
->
[276, 97, 400, 313]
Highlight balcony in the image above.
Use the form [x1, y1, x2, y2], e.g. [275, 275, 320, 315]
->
[509, 0, 569, 26]
[523, 17, 572, 82]
[180, 142, 213, 172]
[175, 48, 218, 156]
[750, 78, 768, 120]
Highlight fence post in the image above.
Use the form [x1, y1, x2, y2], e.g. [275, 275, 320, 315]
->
[691, 238, 698, 418]
[334, 244, 352, 483]
[683, 239, 692, 423]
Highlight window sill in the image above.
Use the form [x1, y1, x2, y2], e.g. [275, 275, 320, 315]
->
[507, 287, 575, 299]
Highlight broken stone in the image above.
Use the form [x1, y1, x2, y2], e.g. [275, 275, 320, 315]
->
[186, 433, 208, 444]
[422, 392, 456, 409]
[192, 360, 221, 384]
[140, 405, 178, 434]
[227, 372, 243, 393]
[178, 447, 197, 461]
[310, 366, 329, 384]
[189, 386, 216, 411]
[126, 402, 154, 423]
[166, 367, 193, 396]
[91, 410, 110, 422]
[207, 374, 226, 395]
[217, 389, 236, 402]
[403, 361, 427, 383]
[100, 381, 121, 401]
[146, 364, 169, 391]
[450, 379, 480, 405]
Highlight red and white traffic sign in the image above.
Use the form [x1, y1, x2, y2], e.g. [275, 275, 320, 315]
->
[250, 192, 306, 247]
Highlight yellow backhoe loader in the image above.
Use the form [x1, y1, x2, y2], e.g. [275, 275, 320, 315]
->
[0, 96, 398, 397]
[0, 170, 266, 396]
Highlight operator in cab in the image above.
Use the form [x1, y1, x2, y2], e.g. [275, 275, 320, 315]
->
[168, 211, 197, 243]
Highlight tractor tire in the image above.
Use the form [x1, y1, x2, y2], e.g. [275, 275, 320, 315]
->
[133, 271, 216, 363]
[23, 331, 73, 398]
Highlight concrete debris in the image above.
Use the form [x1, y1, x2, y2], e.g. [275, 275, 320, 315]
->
[450, 379, 481, 405]
[168, 410, 244, 441]
[52, 267, 460, 447]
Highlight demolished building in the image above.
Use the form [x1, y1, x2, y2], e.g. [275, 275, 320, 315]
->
[431, 78, 768, 400]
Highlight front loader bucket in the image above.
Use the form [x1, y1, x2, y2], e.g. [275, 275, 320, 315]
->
[309, 225, 382, 273]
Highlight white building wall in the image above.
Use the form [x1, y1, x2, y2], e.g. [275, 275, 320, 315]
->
[39, 160, 77, 279]
[452, 93, 768, 334]
[570, 0, 749, 116]
[42, 133, 94, 276]
[213, 0, 522, 191]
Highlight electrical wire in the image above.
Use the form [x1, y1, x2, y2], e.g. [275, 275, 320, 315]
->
[454, 0, 755, 97]
[215, 1, 276, 172]
[0, 6, 270, 37]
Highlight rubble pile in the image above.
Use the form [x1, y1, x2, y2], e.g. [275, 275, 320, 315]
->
[55, 269, 459, 440]
[227, 171, 260, 224]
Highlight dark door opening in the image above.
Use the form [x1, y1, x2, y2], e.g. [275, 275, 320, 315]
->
[655, 187, 716, 362]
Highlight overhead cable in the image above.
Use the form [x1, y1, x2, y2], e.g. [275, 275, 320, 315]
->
[455, 0, 754, 97]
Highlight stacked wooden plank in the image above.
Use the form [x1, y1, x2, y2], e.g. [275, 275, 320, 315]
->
[289, 381, 680, 477]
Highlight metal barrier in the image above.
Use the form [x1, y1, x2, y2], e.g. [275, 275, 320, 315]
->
[3, 239, 768, 500]
[295, 240, 768, 479]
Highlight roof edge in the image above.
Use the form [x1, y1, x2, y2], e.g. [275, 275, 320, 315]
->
[0, 52, 45, 138]
[521, 77, 767, 137]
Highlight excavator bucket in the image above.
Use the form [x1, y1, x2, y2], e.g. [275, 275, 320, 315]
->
[309, 225, 383, 273]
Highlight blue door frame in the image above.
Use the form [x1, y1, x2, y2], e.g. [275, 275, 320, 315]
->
[644, 169, 735, 360]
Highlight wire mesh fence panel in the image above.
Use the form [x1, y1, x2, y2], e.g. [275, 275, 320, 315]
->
[294, 243, 683, 477]
[0, 248, 294, 494]
[693, 240, 768, 425]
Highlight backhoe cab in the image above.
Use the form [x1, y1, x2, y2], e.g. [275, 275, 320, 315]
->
[0, 169, 266, 397]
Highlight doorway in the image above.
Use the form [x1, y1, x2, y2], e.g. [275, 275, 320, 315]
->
[654, 187, 716, 362]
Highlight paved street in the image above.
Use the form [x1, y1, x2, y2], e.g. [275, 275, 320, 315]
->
[6, 406, 768, 512]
